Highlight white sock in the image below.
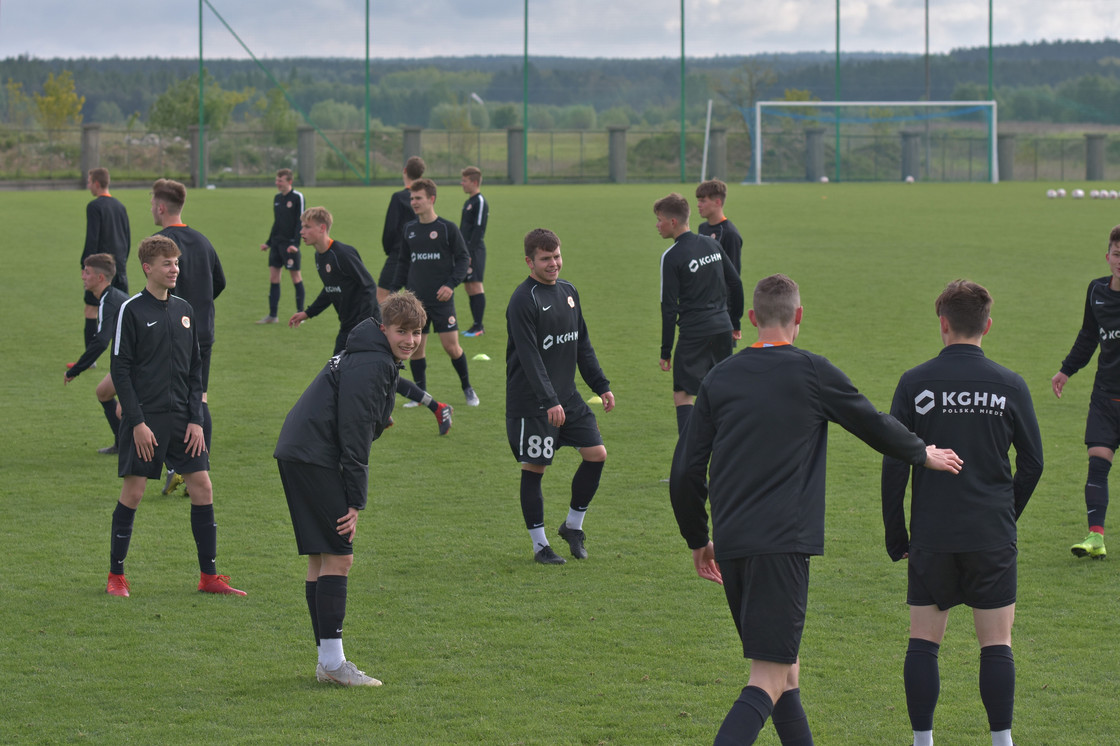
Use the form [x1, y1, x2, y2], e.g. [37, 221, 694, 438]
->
[319, 638, 344, 670]
[420, 392, 433, 406]
[529, 527, 548, 552]
[913, 731, 933, 746]
[991, 730, 1012, 746]
[565, 508, 586, 531]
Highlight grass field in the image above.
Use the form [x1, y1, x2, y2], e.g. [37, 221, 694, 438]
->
[2, 180, 1118, 745]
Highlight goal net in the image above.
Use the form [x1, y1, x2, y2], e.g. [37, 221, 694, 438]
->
[751, 101, 998, 184]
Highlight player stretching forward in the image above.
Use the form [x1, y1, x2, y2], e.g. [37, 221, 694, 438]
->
[394, 178, 478, 406]
[695, 179, 743, 275]
[507, 229, 615, 565]
[459, 166, 489, 336]
[670, 274, 961, 746]
[288, 207, 452, 435]
[106, 235, 245, 598]
[65, 254, 129, 454]
[884, 280, 1043, 746]
[276, 291, 427, 686]
[257, 168, 305, 324]
[656, 192, 743, 435]
[1052, 224, 1120, 560]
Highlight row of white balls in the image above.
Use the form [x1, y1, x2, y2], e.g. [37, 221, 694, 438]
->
[1046, 188, 1120, 199]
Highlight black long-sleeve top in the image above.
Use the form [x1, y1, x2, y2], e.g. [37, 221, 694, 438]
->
[304, 239, 379, 337]
[156, 225, 225, 347]
[266, 189, 304, 250]
[659, 231, 743, 360]
[69, 285, 129, 378]
[82, 195, 131, 294]
[393, 217, 470, 304]
[1059, 276, 1120, 398]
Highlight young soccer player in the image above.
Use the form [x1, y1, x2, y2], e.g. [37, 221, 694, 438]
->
[459, 166, 489, 336]
[394, 178, 478, 406]
[257, 168, 305, 324]
[289, 207, 453, 435]
[78, 168, 130, 353]
[106, 235, 245, 598]
[695, 178, 743, 274]
[65, 253, 129, 454]
[377, 156, 426, 304]
[1052, 224, 1120, 560]
[883, 280, 1043, 746]
[275, 291, 427, 686]
[656, 192, 744, 435]
[670, 274, 963, 746]
[506, 229, 615, 564]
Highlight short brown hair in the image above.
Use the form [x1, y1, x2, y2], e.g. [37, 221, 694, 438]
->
[83, 252, 116, 280]
[752, 274, 800, 327]
[138, 235, 181, 266]
[381, 289, 427, 330]
[524, 228, 560, 258]
[301, 206, 333, 230]
[695, 179, 727, 202]
[410, 178, 437, 199]
[935, 279, 993, 338]
[89, 167, 110, 189]
[1109, 224, 1120, 248]
[654, 193, 690, 223]
[461, 166, 482, 183]
[151, 178, 187, 212]
[276, 168, 293, 181]
[404, 156, 426, 181]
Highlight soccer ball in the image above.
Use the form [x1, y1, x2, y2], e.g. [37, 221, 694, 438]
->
[1073, 189, 1085, 199]
[905, 175, 915, 183]
[1112, 190, 1119, 199]
[819, 175, 829, 183]
[1057, 188, 1067, 198]
[1092, 190, 1101, 199]
[1046, 189, 1057, 199]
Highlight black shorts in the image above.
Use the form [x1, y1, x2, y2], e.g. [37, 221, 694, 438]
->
[1084, 391, 1120, 450]
[466, 247, 486, 283]
[422, 299, 459, 334]
[721, 553, 811, 664]
[118, 410, 210, 479]
[268, 243, 301, 272]
[672, 332, 733, 395]
[378, 254, 400, 291]
[277, 460, 354, 556]
[907, 543, 1017, 611]
[507, 401, 603, 466]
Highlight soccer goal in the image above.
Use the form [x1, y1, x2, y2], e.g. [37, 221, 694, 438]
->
[751, 100, 998, 184]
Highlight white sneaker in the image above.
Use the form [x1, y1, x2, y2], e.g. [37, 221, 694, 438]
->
[464, 387, 480, 407]
[402, 401, 420, 408]
[318, 660, 382, 686]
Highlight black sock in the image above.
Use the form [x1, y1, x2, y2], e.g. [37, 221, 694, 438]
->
[395, 377, 435, 409]
[771, 688, 813, 745]
[190, 503, 218, 575]
[675, 404, 693, 436]
[84, 318, 98, 348]
[294, 281, 305, 312]
[469, 293, 486, 327]
[451, 352, 471, 389]
[714, 685, 774, 746]
[571, 459, 604, 511]
[410, 358, 427, 393]
[315, 574, 348, 641]
[520, 470, 545, 529]
[1086, 455, 1110, 528]
[305, 580, 320, 646]
[979, 644, 1015, 732]
[100, 398, 121, 446]
[202, 402, 212, 452]
[110, 502, 136, 575]
[268, 283, 281, 317]
[904, 637, 941, 732]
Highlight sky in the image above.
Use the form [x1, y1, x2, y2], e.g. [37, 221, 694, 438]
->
[1, 0, 1118, 60]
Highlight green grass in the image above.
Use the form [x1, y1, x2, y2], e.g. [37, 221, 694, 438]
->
[2, 181, 1118, 744]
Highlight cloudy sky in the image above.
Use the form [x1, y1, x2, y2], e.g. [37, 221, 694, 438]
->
[1, 0, 1118, 60]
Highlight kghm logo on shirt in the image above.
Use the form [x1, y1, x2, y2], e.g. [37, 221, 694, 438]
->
[915, 388, 1007, 416]
[411, 252, 442, 261]
[1099, 327, 1120, 341]
[541, 331, 579, 350]
[688, 253, 723, 273]
[324, 285, 342, 293]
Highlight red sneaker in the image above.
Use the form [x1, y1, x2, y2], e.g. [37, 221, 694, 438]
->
[435, 403, 453, 436]
[198, 573, 247, 596]
[106, 573, 130, 597]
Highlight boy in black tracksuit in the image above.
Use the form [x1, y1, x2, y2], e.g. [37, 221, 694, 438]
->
[105, 235, 244, 599]
[257, 168, 306, 322]
[883, 280, 1043, 746]
[275, 291, 427, 687]
[459, 166, 490, 336]
[506, 228, 615, 564]
[695, 178, 744, 275]
[80, 168, 130, 349]
[670, 274, 963, 746]
[655, 192, 744, 435]
[377, 156, 426, 301]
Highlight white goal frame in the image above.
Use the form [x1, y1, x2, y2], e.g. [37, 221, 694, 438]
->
[752, 100, 998, 184]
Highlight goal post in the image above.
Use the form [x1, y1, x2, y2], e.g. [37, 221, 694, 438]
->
[751, 100, 998, 185]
